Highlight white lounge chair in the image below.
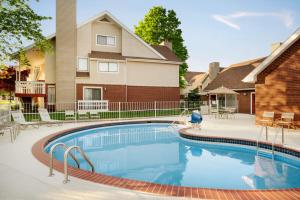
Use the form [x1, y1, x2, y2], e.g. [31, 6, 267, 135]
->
[65, 110, 76, 120]
[89, 110, 100, 119]
[275, 112, 295, 129]
[38, 108, 62, 125]
[78, 110, 89, 120]
[11, 110, 39, 128]
[259, 111, 275, 126]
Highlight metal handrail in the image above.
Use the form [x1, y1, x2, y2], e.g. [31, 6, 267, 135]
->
[271, 128, 281, 158]
[49, 143, 80, 176]
[63, 146, 95, 183]
[169, 108, 189, 128]
[256, 126, 265, 153]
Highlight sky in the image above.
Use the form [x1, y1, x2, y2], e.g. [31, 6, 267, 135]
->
[29, 0, 300, 72]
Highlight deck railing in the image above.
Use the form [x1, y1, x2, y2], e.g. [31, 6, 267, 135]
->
[77, 100, 109, 111]
[15, 81, 46, 95]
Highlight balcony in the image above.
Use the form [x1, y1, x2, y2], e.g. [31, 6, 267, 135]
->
[15, 81, 46, 97]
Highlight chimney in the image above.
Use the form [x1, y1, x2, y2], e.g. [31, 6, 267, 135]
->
[271, 42, 282, 53]
[208, 62, 220, 80]
[160, 40, 173, 50]
[55, 0, 77, 104]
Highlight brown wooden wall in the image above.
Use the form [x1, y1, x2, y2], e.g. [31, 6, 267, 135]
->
[237, 90, 254, 114]
[76, 84, 180, 102]
[255, 39, 300, 126]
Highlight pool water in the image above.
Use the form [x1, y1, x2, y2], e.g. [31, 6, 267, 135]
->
[45, 123, 300, 190]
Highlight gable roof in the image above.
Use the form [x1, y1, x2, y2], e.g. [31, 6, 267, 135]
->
[243, 27, 300, 83]
[184, 71, 206, 84]
[151, 45, 181, 62]
[205, 57, 265, 91]
[24, 11, 166, 60]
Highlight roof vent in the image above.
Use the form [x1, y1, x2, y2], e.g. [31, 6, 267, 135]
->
[99, 17, 110, 22]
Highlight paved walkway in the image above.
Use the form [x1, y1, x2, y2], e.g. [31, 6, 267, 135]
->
[0, 115, 299, 200]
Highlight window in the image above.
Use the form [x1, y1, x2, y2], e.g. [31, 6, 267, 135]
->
[96, 35, 116, 46]
[47, 86, 55, 105]
[84, 88, 102, 100]
[77, 58, 89, 72]
[98, 62, 118, 72]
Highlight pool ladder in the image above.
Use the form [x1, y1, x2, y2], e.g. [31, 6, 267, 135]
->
[168, 108, 189, 128]
[256, 126, 281, 159]
[49, 143, 95, 183]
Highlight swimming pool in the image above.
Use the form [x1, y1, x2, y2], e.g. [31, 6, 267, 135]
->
[44, 123, 300, 190]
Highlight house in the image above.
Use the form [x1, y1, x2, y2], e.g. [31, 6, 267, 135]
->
[15, 0, 182, 107]
[204, 57, 265, 114]
[181, 71, 206, 98]
[181, 62, 223, 100]
[243, 27, 300, 126]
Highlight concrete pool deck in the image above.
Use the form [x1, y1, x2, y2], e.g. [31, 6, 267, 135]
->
[0, 114, 300, 200]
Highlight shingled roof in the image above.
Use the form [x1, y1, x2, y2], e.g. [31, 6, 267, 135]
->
[205, 57, 265, 91]
[185, 71, 206, 84]
[151, 45, 182, 62]
[88, 45, 181, 63]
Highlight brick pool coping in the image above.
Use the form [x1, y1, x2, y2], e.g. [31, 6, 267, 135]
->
[32, 121, 300, 200]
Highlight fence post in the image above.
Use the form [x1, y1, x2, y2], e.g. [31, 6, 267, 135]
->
[118, 102, 121, 120]
[154, 101, 157, 118]
[74, 102, 77, 123]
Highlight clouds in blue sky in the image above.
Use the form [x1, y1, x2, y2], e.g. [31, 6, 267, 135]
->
[212, 11, 294, 30]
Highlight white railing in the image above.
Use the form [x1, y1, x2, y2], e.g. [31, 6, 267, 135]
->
[77, 100, 109, 111]
[11, 101, 207, 122]
[15, 81, 46, 95]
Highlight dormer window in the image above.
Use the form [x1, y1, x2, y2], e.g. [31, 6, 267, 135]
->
[96, 35, 116, 46]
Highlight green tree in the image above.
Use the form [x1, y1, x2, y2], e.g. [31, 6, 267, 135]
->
[134, 6, 188, 88]
[0, 0, 52, 62]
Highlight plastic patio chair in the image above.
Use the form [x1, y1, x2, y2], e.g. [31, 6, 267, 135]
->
[259, 111, 275, 126]
[89, 110, 100, 119]
[65, 110, 76, 120]
[78, 110, 89, 120]
[275, 112, 295, 129]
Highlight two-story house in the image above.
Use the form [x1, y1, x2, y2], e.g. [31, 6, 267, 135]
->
[15, 0, 181, 107]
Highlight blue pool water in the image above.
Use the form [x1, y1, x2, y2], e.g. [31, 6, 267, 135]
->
[45, 123, 300, 190]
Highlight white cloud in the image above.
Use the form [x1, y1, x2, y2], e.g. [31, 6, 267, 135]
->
[212, 11, 294, 30]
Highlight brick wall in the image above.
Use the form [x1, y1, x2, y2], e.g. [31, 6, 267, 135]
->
[127, 86, 180, 102]
[76, 84, 180, 102]
[256, 39, 300, 127]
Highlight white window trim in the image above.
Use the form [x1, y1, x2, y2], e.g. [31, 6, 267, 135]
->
[77, 57, 89, 72]
[96, 34, 117, 47]
[83, 86, 103, 100]
[97, 61, 119, 73]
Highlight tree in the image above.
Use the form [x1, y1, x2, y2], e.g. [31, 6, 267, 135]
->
[0, 0, 52, 62]
[134, 6, 189, 88]
[187, 88, 200, 102]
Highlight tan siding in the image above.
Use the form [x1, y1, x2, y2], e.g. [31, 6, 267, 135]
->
[126, 61, 179, 87]
[76, 60, 126, 85]
[91, 22, 122, 53]
[121, 29, 161, 59]
[45, 40, 56, 83]
[77, 23, 92, 57]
